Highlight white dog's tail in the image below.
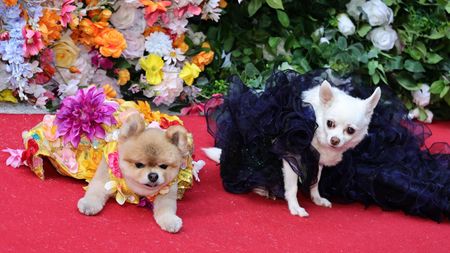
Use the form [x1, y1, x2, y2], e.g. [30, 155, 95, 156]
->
[202, 147, 222, 163]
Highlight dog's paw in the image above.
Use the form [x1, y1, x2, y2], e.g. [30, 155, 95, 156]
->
[77, 196, 104, 216]
[156, 214, 183, 233]
[288, 204, 309, 217]
[312, 196, 332, 208]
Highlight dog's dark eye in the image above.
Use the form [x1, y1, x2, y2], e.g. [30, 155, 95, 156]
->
[346, 127, 355, 135]
[327, 120, 335, 128]
[135, 162, 145, 168]
[159, 164, 168, 169]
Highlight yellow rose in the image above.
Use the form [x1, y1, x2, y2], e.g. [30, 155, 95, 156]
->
[53, 34, 80, 68]
[95, 28, 127, 58]
[117, 69, 130, 86]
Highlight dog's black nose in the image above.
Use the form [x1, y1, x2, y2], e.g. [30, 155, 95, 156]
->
[330, 137, 340, 146]
[148, 173, 159, 183]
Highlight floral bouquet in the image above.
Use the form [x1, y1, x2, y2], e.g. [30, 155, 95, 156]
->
[0, 0, 227, 111]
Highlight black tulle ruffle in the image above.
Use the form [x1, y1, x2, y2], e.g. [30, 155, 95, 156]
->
[206, 70, 450, 222]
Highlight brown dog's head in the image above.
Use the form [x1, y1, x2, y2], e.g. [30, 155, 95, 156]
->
[117, 113, 191, 196]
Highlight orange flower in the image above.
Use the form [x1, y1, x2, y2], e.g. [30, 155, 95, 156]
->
[84, 0, 99, 6]
[69, 66, 81, 73]
[173, 34, 189, 53]
[192, 42, 214, 71]
[102, 84, 117, 99]
[2, 0, 17, 6]
[72, 18, 109, 47]
[99, 9, 112, 22]
[68, 14, 79, 30]
[94, 28, 127, 58]
[140, 0, 171, 12]
[39, 9, 63, 45]
[219, 0, 228, 8]
[117, 69, 130, 86]
[143, 26, 167, 37]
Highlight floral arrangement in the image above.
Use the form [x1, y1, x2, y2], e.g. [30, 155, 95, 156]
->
[0, 0, 227, 111]
[196, 0, 449, 121]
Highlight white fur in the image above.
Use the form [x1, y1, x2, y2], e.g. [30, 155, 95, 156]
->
[204, 80, 381, 217]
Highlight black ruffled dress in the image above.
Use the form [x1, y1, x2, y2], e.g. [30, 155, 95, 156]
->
[206, 70, 450, 222]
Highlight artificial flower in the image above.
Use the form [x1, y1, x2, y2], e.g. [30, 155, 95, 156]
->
[54, 86, 118, 147]
[408, 107, 433, 123]
[23, 28, 44, 58]
[2, 0, 17, 7]
[187, 29, 206, 46]
[110, 2, 139, 30]
[140, 0, 171, 26]
[412, 84, 431, 107]
[0, 89, 18, 103]
[103, 84, 117, 99]
[53, 33, 80, 68]
[42, 115, 58, 141]
[346, 0, 366, 21]
[117, 69, 131, 85]
[201, 0, 222, 22]
[121, 30, 145, 59]
[21, 138, 39, 167]
[165, 15, 189, 35]
[54, 48, 95, 90]
[221, 50, 231, 68]
[192, 42, 214, 71]
[173, 2, 202, 19]
[362, 0, 394, 27]
[139, 54, 165, 85]
[38, 9, 63, 45]
[180, 102, 205, 115]
[337, 13, 355, 37]
[94, 28, 127, 58]
[151, 67, 184, 106]
[163, 47, 186, 65]
[144, 31, 173, 57]
[108, 152, 122, 178]
[90, 50, 114, 70]
[173, 34, 189, 52]
[55, 147, 78, 173]
[61, 0, 76, 27]
[367, 25, 398, 51]
[2, 148, 24, 168]
[179, 62, 201, 85]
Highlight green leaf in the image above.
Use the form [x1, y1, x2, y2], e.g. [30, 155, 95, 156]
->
[425, 53, 443, 64]
[368, 60, 378, 75]
[395, 72, 420, 91]
[371, 72, 380, 84]
[385, 56, 403, 71]
[223, 36, 234, 52]
[440, 86, 449, 98]
[404, 60, 425, 73]
[266, 0, 284, 10]
[337, 36, 347, 50]
[426, 29, 446, 39]
[244, 63, 260, 78]
[415, 42, 427, 57]
[357, 24, 371, 37]
[446, 2, 450, 13]
[368, 48, 379, 59]
[418, 108, 428, 121]
[248, 0, 264, 17]
[430, 80, 444, 94]
[268, 37, 281, 49]
[276, 10, 290, 28]
[406, 48, 422, 60]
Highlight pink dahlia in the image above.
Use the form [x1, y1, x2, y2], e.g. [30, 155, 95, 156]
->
[55, 86, 118, 147]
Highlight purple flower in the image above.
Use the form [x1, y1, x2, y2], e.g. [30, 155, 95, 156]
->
[90, 50, 114, 70]
[55, 86, 118, 147]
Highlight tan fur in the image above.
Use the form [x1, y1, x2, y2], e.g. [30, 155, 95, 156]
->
[78, 114, 190, 233]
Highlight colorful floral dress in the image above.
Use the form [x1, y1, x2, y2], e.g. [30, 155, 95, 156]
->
[19, 88, 195, 206]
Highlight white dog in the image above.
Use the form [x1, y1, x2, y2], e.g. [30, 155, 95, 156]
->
[205, 80, 381, 217]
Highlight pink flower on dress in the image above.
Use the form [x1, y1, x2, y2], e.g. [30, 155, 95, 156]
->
[59, 147, 78, 173]
[55, 86, 118, 147]
[108, 152, 122, 178]
[61, 0, 76, 27]
[2, 148, 24, 168]
[23, 28, 45, 58]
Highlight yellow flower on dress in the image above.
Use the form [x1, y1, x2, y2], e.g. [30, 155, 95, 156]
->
[117, 69, 130, 85]
[179, 63, 201, 86]
[139, 54, 164, 85]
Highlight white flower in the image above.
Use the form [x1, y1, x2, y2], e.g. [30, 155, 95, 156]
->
[187, 29, 206, 46]
[192, 160, 205, 182]
[362, 0, 393, 26]
[151, 66, 184, 106]
[145, 32, 174, 57]
[408, 108, 433, 123]
[337, 13, 356, 37]
[121, 30, 145, 59]
[110, 2, 138, 30]
[24, 84, 46, 98]
[128, 83, 141, 94]
[221, 50, 231, 68]
[202, 0, 222, 22]
[412, 84, 431, 107]
[59, 79, 79, 98]
[320, 37, 330, 44]
[346, 0, 366, 21]
[91, 69, 118, 87]
[54, 47, 95, 88]
[163, 48, 186, 65]
[166, 16, 189, 35]
[0, 62, 11, 91]
[367, 26, 398, 51]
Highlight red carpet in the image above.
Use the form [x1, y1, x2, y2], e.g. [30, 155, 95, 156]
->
[0, 114, 449, 252]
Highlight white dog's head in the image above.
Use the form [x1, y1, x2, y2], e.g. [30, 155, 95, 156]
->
[314, 80, 381, 152]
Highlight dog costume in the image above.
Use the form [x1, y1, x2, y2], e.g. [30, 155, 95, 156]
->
[206, 70, 449, 221]
[15, 87, 195, 205]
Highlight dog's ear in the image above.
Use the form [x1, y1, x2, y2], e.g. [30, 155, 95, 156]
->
[166, 125, 192, 157]
[365, 87, 381, 114]
[319, 80, 333, 105]
[119, 113, 145, 140]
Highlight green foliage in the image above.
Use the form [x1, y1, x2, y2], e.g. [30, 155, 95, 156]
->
[192, 0, 450, 119]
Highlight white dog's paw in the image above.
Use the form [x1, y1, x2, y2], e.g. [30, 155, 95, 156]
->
[288, 203, 309, 217]
[156, 214, 183, 233]
[77, 196, 104, 216]
[312, 196, 332, 208]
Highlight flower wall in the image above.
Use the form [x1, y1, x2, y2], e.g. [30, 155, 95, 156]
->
[0, 0, 225, 110]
